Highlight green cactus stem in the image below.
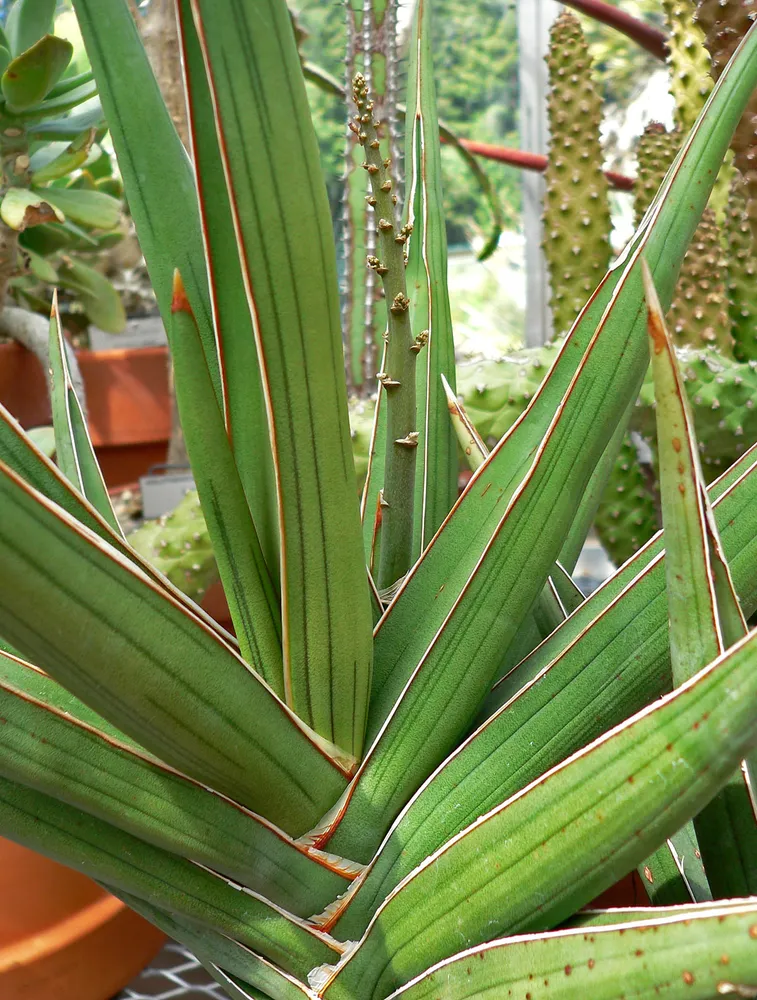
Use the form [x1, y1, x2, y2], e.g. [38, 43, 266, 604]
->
[542, 10, 611, 337]
[663, 0, 713, 133]
[725, 172, 757, 360]
[667, 207, 731, 353]
[662, 0, 734, 216]
[636, 124, 731, 353]
[128, 490, 218, 602]
[352, 72, 417, 589]
[342, 0, 397, 392]
[593, 433, 660, 567]
[634, 122, 683, 226]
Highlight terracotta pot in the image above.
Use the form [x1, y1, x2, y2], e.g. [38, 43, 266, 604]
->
[0, 839, 165, 1000]
[0, 342, 171, 995]
[0, 340, 171, 487]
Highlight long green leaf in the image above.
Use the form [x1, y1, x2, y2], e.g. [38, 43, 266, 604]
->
[188, 0, 372, 758]
[321, 626, 757, 998]
[175, 0, 279, 586]
[0, 401, 229, 636]
[361, 348, 388, 570]
[70, 0, 221, 400]
[637, 263, 720, 903]
[170, 273, 283, 694]
[318, 22, 757, 863]
[328, 445, 757, 938]
[369, 16, 757, 718]
[209, 966, 303, 1000]
[0, 777, 338, 980]
[0, 653, 354, 916]
[109, 889, 313, 1000]
[404, 0, 458, 556]
[643, 262, 757, 900]
[386, 901, 757, 1000]
[0, 458, 349, 833]
[47, 293, 122, 534]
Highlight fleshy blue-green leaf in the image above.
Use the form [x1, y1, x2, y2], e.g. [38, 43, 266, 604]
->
[4, 0, 54, 56]
[1, 33, 71, 110]
[0, 651, 353, 916]
[70, 0, 221, 400]
[321, 625, 757, 997]
[0, 458, 349, 833]
[169, 272, 283, 695]
[386, 901, 757, 1000]
[0, 777, 339, 979]
[175, 0, 279, 588]
[404, 0, 458, 556]
[47, 292, 121, 533]
[188, 0, 372, 758]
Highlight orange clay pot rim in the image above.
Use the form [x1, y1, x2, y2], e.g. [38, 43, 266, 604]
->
[0, 893, 125, 974]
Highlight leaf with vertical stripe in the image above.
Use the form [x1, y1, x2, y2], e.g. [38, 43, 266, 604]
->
[188, 0, 373, 759]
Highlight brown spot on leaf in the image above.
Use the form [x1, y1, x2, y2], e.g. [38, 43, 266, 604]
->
[565, 965, 572, 976]
[678, 483, 686, 495]
[749, 925, 757, 939]
[20, 202, 59, 229]
[672, 438, 682, 452]
[588, 959, 595, 970]
[644, 865, 654, 883]
[683, 971, 695, 985]
[648, 305, 667, 354]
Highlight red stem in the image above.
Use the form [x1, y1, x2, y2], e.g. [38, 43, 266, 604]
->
[561, 0, 667, 61]
[455, 139, 635, 192]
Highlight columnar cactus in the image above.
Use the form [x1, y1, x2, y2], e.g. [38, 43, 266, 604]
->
[634, 124, 731, 352]
[724, 172, 757, 360]
[662, 0, 713, 132]
[592, 434, 660, 568]
[542, 11, 611, 337]
[696, 0, 757, 241]
[634, 122, 683, 224]
[667, 208, 732, 352]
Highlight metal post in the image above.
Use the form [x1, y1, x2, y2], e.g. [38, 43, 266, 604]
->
[518, 0, 561, 346]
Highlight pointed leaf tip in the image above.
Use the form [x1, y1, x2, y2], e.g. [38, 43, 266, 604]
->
[641, 257, 667, 356]
[171, 270, 191, 314]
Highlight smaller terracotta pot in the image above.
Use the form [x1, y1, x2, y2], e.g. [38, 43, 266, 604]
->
[0, 340, 171, 488]
[0, 839, 165, 1000]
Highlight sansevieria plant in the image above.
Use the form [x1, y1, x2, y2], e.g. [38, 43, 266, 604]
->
[4, 0, 757, 997]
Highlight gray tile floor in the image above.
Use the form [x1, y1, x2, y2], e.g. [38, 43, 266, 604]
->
[117, 942, 223, 999]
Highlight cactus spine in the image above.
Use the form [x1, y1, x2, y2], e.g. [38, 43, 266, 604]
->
[542, 11, 611, 337]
